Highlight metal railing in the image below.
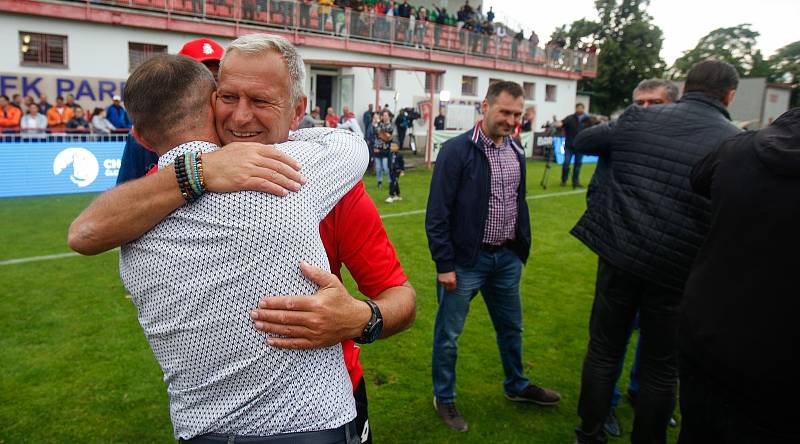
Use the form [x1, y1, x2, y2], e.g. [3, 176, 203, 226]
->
[0, 130, 129, 143]
[56, 0, 596, 74]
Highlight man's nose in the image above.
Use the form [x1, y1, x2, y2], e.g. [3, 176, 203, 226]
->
[232, 99, 254, 127]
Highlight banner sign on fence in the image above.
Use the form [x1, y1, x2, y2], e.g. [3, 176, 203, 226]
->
[428, 130, 534, 163]
[532, 133, 599, 165]
[0, 141, 126, 198]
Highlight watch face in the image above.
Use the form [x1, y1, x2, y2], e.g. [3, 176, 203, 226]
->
[367, 318, 383, 343]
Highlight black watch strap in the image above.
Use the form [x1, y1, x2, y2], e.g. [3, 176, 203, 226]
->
[354, 299, 383, 344]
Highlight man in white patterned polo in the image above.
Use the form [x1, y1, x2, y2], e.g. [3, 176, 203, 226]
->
[425, 80, 561, 433]
[117, 51, 367, 443]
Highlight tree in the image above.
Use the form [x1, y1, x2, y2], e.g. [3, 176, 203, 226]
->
[671, 24, 771, 79]
[553, 0, 666, 115]
[768, 41, 800, 107]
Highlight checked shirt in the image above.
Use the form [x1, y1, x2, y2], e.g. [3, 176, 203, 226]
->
[478, 125, 521, 245]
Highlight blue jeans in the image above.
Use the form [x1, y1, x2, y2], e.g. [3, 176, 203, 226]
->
[561, 147, 583, 185]
[374, 157, 389, 185]
[432, 248, 530, 403]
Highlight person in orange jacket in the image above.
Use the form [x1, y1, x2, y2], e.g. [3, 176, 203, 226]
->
[0, 95, 22, 131]
[46, 96, 75, 132]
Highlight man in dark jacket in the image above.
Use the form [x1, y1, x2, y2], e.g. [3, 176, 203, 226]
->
[571, 60, 741, 444]
[678, 108, 800, 443]
[559, 103, 592, 188]
[426, 81, 560, 434]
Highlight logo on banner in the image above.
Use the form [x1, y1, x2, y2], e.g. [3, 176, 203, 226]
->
[53, 147, 100, 187]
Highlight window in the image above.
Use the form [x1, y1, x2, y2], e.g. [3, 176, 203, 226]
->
[378, 69, 394, 90]
[523, 82, 536, 100]
[424, 73, 443, 93]
[20, 32, 67, 67]
[489, 78, 503, 86]
[129, 42, 168, 73]
[461, 76, 478, 96]
[545, 84, 557, 102]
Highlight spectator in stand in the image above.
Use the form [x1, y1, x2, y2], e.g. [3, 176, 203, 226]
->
[434, 7, 447, 47]
[21, 103, 47, 134]
[529, 31, 539, 60]
[339, 109, 364, 136]
[0, 95, 22, 131]
[242, 0, 256, 21]
[280, 0, 294, 29]
[486, 6, 494, 22]
[521, 106, 535, 132]
[414, 7, 428, 48]
[481, 20, 493, 54]
[106, 95, 132, 129]
[434, 111, 445, 130]
[350, 0, 365, 36]
[405, 7, 416, 44]
[91, 107, 116, 134]
[65, 94, 78, 110]
[325, 106, 340, 128]
[333, 0, 347, 36]
[66, 106, 90, 132]
[46, 96, 75, 132]
[386, 142, 404, 203]
[318, 0, 333, 31]
[374, 110, 394, 189]
[11, 94, 23, 109]
[512, 29, 524, 60]
[362, 103, 374, 131]
[38, 93, 52, 114]
[299, 0, 312, 28]
[397, 0, 411, 42]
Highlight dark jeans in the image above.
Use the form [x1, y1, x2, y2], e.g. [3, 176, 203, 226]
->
[299, 3, 311, 28]
[432, 248, 530, 403]
[389, 170, 401, 197]
[678, 357, 798, 444]
[396, 127, 406, 149]
[353, 377, 372, 444]
[562, 147, 583, 185]
[577, 258, 680, 444]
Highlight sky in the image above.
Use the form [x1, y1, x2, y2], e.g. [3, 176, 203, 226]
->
[483, 0, 800, 64]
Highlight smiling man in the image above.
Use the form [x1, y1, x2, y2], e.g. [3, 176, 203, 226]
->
[69, 33, 415, 444]
[425, 80, 560, 433]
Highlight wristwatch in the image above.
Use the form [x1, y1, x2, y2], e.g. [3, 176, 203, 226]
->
[354, 299, 383, 344]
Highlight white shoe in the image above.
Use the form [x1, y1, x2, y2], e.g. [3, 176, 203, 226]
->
[394, 195, 402, 201]
[385, 196, 395, 203]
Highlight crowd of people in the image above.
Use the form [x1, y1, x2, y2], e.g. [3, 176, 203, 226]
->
[62, 32, 799, 444]
[0, 92, 133, 135]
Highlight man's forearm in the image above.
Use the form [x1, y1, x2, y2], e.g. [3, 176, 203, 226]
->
[68, 166, 183, 255]
[372, 281, 416, 338]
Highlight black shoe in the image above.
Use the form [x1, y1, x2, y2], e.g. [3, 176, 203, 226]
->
[603, 409, 622, 437]
[560, 181, 568, 187]
[573, 183, 584, 189]
[433, 397, 468, 432]
[574, 425, 608, 444]
[505, 383, 561, 406]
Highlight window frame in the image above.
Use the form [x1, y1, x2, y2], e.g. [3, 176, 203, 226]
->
[128, 42, 169, 73]
[545, 84, 557, 102]
[523, 82, 536, 100]
[378, 68, 395, 91]
[19, 31, 68, 68]
[461, 75, 478, 96]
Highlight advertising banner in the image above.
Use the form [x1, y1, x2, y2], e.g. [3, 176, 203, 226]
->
[533, 133, 598, 165]
[0, 141, 125, 198]
[0, 73, 127, 111]
[428, 130, 534, 163]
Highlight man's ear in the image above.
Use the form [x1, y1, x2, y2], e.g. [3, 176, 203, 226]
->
[132, 127, 156, 154]
[292, 96, 308, 130]
[210, 90, 218, 113]
[480, 99, 488, 116]
[722, 89, 737, 108]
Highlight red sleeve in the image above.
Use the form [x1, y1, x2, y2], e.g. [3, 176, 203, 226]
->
[320, 181, 407, 298]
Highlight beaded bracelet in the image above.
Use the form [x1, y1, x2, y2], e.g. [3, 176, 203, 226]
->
[196, 151, 206, 191]
[174, 154, 195, 202]
[185, 152, 202, 196]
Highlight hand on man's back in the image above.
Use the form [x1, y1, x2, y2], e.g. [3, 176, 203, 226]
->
[204, 142, 306, 196]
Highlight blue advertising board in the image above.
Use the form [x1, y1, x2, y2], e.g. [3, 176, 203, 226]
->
[0, 141, 125, 198]
[551, 136, 599, 165]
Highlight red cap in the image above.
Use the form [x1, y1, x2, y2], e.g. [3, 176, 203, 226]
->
[178, 38, 224, 63]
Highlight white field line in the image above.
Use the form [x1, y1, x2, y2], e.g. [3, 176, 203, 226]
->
[1, 190, 585, 266]
[0, 248, 119, 267]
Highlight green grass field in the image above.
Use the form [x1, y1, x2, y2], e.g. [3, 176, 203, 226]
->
[0, 161, 678, 443]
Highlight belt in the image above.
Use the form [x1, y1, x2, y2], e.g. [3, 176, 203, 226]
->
[481, 241, 513, 253]
[181, 420, 358, 444]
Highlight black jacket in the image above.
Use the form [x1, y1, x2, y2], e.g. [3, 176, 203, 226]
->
[571, 92, 741, 291]
[680, 108, 800, 433]
[561, 112, 591, 149]
[426, 126, 531, 273]
[390, 151, 404, 172]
